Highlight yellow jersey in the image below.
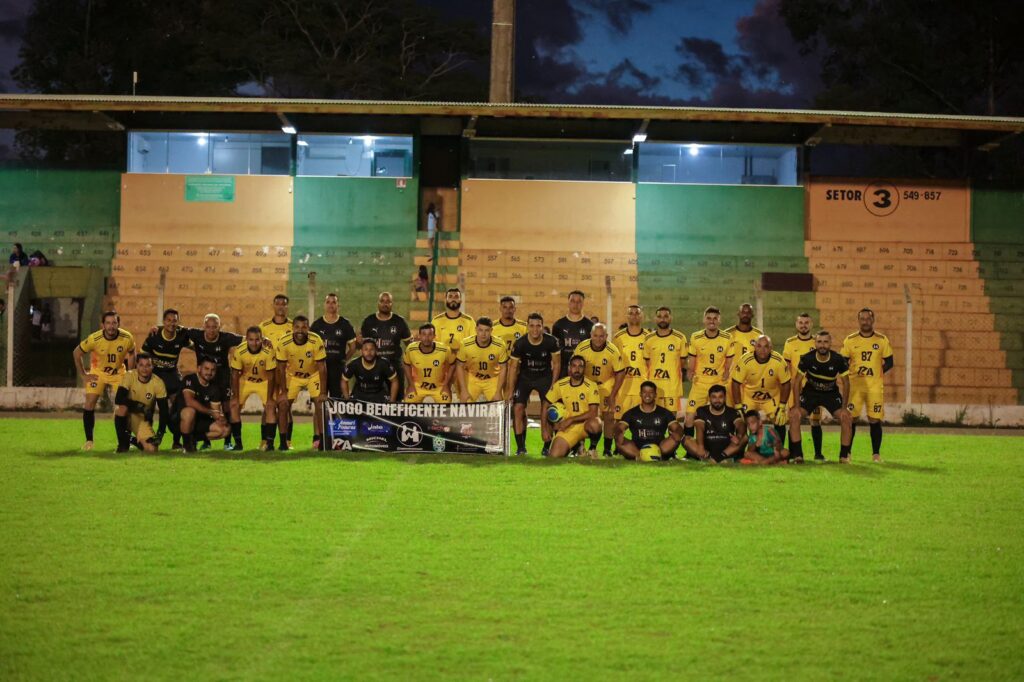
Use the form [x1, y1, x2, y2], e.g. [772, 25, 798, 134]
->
[493, 319, 527, 348]
[731, 352, 791, 403]
[79, 328, 135, 376]
[613, 327, 649, 395]
[841, 331, 894, 384]
[432, 312, 475, 353]
[574, 339, 625, 385]
[274, 332, 327, 378]
[230, 343, 277, 383]
[643, 329, 688, 393]
[724, 325, 763, 359]
[688, 329, 734, 383]
[118, 370, 167, 414]
[456, 337, 509, 380]
[545, 377, 600, 420]
[404, 341, 453, 392]
[259, 317, 293, 349]
[782, 335, 815, 378]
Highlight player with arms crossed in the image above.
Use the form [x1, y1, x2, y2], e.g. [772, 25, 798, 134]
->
[73, 311, 136, 450]
[730, 335, 791, 441]
[724, 302, 763, 360]
[142, 308, 192, 449]
[455, 317, 509, 402]
[274, 316, 328, 450]
[574, 323, 626, 456]
[507, 312, 561, 456]
[229, 326, 278, 451]
[552, 290, 594, 371]
[545, 355, 602, 458]
[783, 313, 824, 460]
[688, 384, 746, 463]
[615, 381, 685, 461]
[493, 296, 527, 348]
[613, 305, 649, 421]
[644, 307, 688, 415]
[841, 308, 894, 462]
[343, 338, 399, 403]
[403, 324, 454, 404]
[788, 331, 854, 462]
[685, 306, 735, 433]
[113, 353, 169, 453]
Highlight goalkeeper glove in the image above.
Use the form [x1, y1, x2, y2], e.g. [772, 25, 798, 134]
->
[774, 405, 788, 426]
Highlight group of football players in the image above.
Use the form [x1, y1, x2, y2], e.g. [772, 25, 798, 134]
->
[74, 287, 893, 462]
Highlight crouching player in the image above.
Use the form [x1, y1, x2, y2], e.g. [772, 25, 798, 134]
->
[615, 380, 684, 461]
[742, 410, 788, 464]
[229, 326, 279, 451]
[544, 355, 602, 458]
[113, 353, 169, 453]
[177, 357, 230, 452]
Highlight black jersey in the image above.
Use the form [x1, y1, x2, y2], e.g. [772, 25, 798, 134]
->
[184, 329, 243, 384]
[552, 316, 594, 365]
[141, 329, 192, 374]
[177, 373, 224, 410]
[311, 316, 357, 367]
[695, 405, 741, 446]
[344, 357, 396, 399]
[798, 350, 849, 393]
[511, 333, 560, 379]
[361, 313, 412, 366]
[620, 405, 676, 448]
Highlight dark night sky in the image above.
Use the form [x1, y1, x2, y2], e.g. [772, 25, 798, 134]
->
[0, 0, 821, 106]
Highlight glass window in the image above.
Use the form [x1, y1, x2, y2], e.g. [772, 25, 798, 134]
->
[296, 135, 413, 177]
[128, 132, 169, 173]
[468, 140, 632, 181]
[637, 143, 799, 185]
[128, 131, 291, 175]
[168, 133, 210, 174]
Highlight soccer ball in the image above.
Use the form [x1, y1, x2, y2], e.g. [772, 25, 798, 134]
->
[639, 444, 661, 462]
[546, 403, 566, 423]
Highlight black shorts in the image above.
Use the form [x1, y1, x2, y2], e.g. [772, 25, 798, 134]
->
[352, 391, 389, 403]
[513, 376, 552, 405]
[326, 362, 344, 399]
[800, 390, 843, 416]
[155, 370, 182, 395]
[174, 411, 214, 436]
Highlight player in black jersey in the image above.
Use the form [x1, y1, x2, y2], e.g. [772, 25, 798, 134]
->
[508, 312, 561, 455]
[182, 314, 243, 449]
[361, 292, 413, 397]
[141, 308, 192, 448]
[615, 381, 684, 461]
[311, 292, 358, 398]
[688, 384, 745, 462]
[788, 330, 854, 462]
[343, 338, 399, 402]
[552, 290, 594, 370]
[176, 358, 229, 452]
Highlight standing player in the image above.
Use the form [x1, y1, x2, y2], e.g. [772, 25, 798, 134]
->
[142, 308, 192, 449]
[788, 331, 854, 462]
[730, 335, 791, 441]
[644, 307, 688, 416]
[508, 313, 560, 456]
[545, 356, 602, 458]
[552, 290, 594, 370]
[73, 311, 136, 450]
[689, 384, 746, 462]
[493, 296, 527, 348]
[685, 307, 735, 432]
[183, 314, 243, 449]
[113, 353, 169, 453]
[432, 288, 474, 393]
[783, 313, 824, 460]
[612, 305, 649, 421]
[841, 308, 894, 462]
[574, 323, 625, 456]
[724, 303, 763, 359]
[177, 358, 230, 452]
[403, 324, 454, 404]
[343, 338, 399, 403]
[229, 326, 278, 451]
[615, 381, 684, 461]
[275, 315, 328, 450]
[455, 317, 509, 402]
[259, 294, 293, 349]
[361, 292, 413, 398]
[311, 292, 358, 398]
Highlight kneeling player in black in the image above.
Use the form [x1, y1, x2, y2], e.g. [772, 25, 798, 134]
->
[508, 312, 561, 455]
[788, 330, 854, 462]
[687, 384, 745, 462]
[177, 358, 230, 452]
[343, 338, 399, 402]
[615, 381, 684, 461]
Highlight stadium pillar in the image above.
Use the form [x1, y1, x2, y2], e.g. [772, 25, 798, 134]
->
[156, 268, 167, 327]
[307, 272, 317, 319]
[904, 284, 913, 405]
[5, 270, 14, 387]
[489, 0, 515, 103]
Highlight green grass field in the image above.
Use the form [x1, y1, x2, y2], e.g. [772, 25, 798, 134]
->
[2, 418, 1023, 680]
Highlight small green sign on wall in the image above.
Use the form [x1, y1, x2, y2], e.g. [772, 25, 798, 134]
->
[185, 176, 235, 202]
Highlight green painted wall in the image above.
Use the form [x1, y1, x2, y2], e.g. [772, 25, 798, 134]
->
[972, 190, 1024, 244]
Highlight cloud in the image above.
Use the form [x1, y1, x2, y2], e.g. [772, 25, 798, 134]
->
[577, 0, 662, 35]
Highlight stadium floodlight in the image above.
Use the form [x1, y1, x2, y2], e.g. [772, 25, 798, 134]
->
[281, 125, 297, 135]
[297, 140, 309, 147]
[632, 133, 647, 143]
[623, 147, 634, 155]
[277, 112, 297, 135]
[688, 144, 700, 156]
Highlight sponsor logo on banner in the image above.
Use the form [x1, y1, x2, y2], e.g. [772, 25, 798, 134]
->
[359, 421, 392, 436]
[331, 418, 358, 437]
[397, 422, 424, 447]
[432, 435, 446, 452]
[460, 423, 474, 437]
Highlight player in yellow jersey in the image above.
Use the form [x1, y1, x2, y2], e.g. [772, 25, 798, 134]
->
[259, 293, 293, 350]
[274, 315, 328, 450]
[613, 305, 649, 419]
[684, 306, 735, 432]
[229, 326, 278, 451]
[643, 306, 688, 416]
[493, 296, 527, 348]
[456, 317, 509, 402]
[574, 323, 626, 456]
[432, 288, 474, 390]
[113, 353, 169, 453]
[730, 336, 791, 441]
[782, 312, 824, 460]
[73, 311, 136, 450]
[841, 308, 894, 462]
[404, 323, 454, 403]
[545, 356, 602, 458]
[724, 303, 763, 360]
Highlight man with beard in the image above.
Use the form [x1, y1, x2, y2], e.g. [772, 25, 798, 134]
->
[573, 323, 625, 456]
[113, 353, 169, 453]
[615, 381, 685, 461]
[688, 384, 746, 463]
[612, 304, 649, 421]
[73, 311, 136, 450]
[789, 331, 854, 463]
[177, 357, 230, 452]
[493, 296, 527, 348]
[275, 315, 328, 450]
[361, 291, 413, 398]
[782, 313, 824, 460]
[229, 326, 278, 451]
[644, 306, 689, 416]
[724, 302, 763, 360]
[685, 306, 735, 432]
[142, 308, 192, 449]
[343, 338, 399, 403]
[508, 312, 561, 456]
[181, 314, 243, 449]
[545, 356, 602, 459]
[841, 308, 894, 462]
[552, 290, 593, 371]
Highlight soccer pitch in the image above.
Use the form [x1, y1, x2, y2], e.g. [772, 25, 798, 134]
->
[2, 420, 1022, 680]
